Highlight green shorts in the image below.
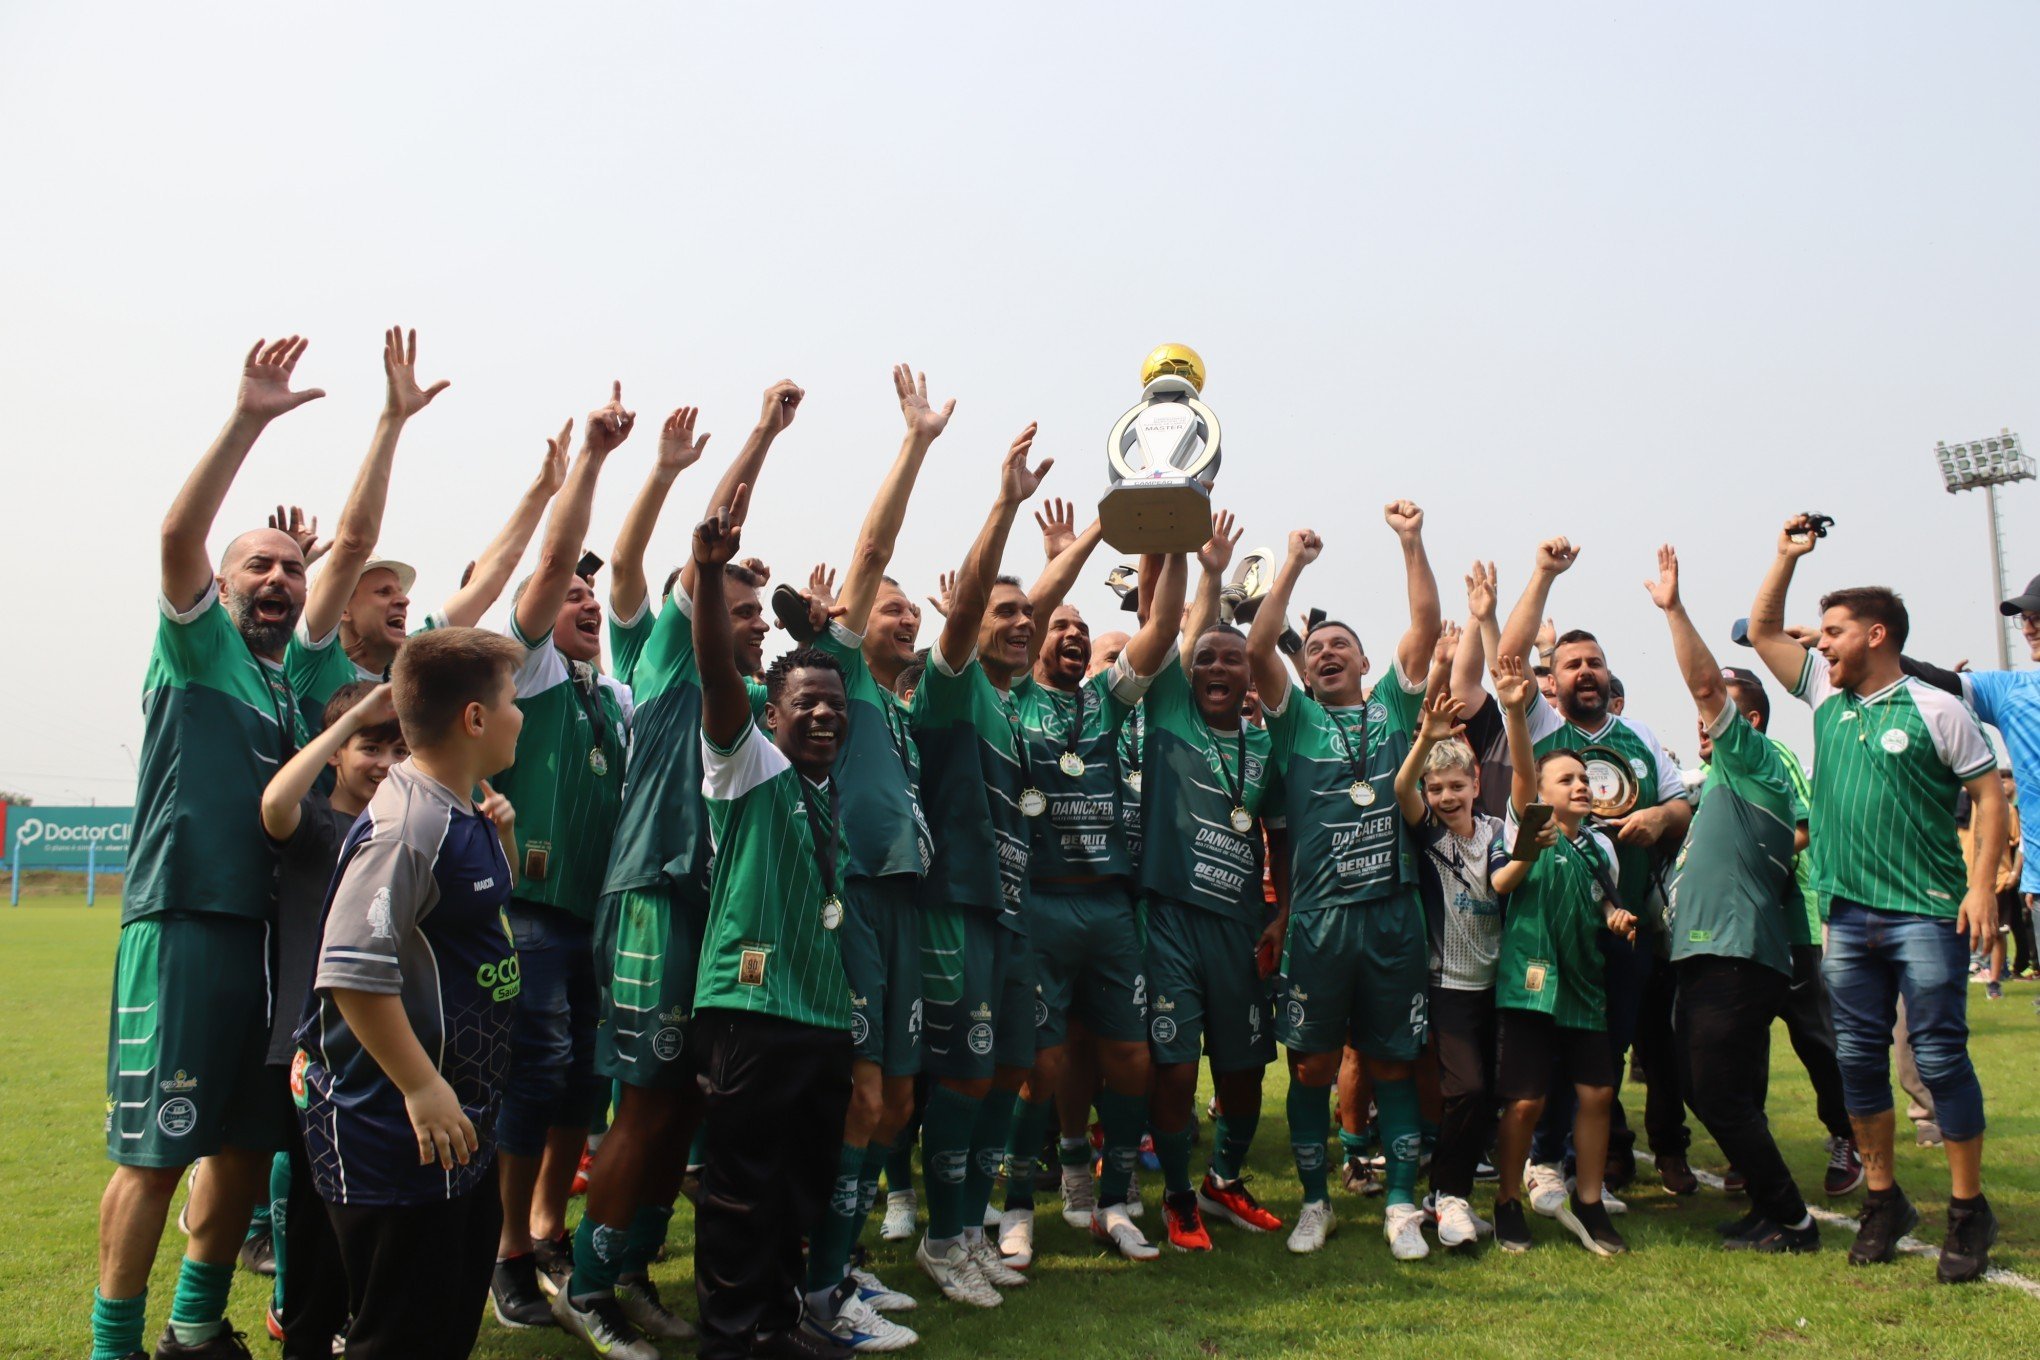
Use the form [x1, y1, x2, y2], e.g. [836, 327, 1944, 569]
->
[839, 877, 923, 1076]
[593, 885, 707, 1090]
[106, 915, 288, 1167]
[1145, 898, 1275, 1074]
[920, 907, 1036, 1080]
[1279, 893, 1430, 1062]
[1029, 882, 1149, 1049]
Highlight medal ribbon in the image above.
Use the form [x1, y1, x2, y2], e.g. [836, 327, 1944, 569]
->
[800, 774, 841, 903]
[567, 664, 615, 766]
[1327, 707, 1368, 792]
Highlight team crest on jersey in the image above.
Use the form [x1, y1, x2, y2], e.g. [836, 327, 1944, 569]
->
[1151, 1015, 1178, 1044]
[367, 887, 395, 940]
[159, 1070, 198, 1094]
[1366, 702, 1388, 725]
[1034, 996, 1049, 1028]
[653, 1027, 684, 1062]
[157, 1097, 197, 1138]
[1285, 997, 1306, 1030]
[967, 1023, 995, 1055]
[850, 1012, 870, 1048]
[1629, 757, 1648, 780]
[1881, 729, 1910, 755]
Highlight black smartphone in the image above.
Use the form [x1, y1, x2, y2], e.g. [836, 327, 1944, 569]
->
[771, 583, 818, 643]
[1512, 802, 1555, 860]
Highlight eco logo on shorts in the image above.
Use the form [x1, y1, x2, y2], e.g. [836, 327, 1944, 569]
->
[967, 1023, 995, 1055]
[157, 1097, 198, 1138]
[1151, 1015, 1178, 1043]
[477, 954, 521, 1002]
[652, 1027, 684, 1062]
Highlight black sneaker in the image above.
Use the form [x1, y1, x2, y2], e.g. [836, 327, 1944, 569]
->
[755, 1323, 857, 1359]
[532, 1230, 573, 1297]
[1724, 1217, 1821, 1254]
[1848, 1188, 1920, 1266]
[1474, 1153, 1499, 1183]
[490, 1254, 556, 1328]
[1721, 1166, 1748, 1196]
[1655, 1153, 1698, 1197]
[1494, 1198, 1532, 1254]
[1604, 1152, 1636, 1193]
[152, 1324, 253, 1359]
[1557, 1194, 1627, 1256]
[236, 1230, 276, 1277]
[1715, 1208, 1766, 1239]
[1938, 1197, 2000, 1284]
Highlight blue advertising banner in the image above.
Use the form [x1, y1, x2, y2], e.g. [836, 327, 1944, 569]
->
[4, 806, 132, 870]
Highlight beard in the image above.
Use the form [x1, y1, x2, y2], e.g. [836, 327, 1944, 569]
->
[226, 584, 300, 657]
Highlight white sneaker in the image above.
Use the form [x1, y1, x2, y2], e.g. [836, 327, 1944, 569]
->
[1091, 1203, 1160, 1261]
[915, 1237, 1001, 1309]
[983, 1204, 1003, 1229]
[996, 1207, 1035, 1269]
[968, 1233, 1030, 1288]
[821, 1292, 921, 1352]
[1384, 1202, 1430, 1260]
[616, 1275, 696, 1341]
[851, 1266, 917, 1313]
[1126, 1169, 1144, 1219]
[1287, 1198, 1339, 1254]
[1526, 1162, 1568, 1218]
[1061, 1164, 1098, 1229]
[550, 1289, 661, 1360]
[881, 1190, 919, 1242]
[1430, 1193, 1489, 1248]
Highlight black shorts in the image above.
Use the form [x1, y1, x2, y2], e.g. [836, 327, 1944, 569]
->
[1494, 1007, 1614, 1100]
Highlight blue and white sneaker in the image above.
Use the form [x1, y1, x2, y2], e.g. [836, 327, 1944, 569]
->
[851, 1266, 918, 1313]
[812, 1293, 919, 1352]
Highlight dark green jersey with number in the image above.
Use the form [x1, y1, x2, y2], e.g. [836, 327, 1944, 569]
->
[1496, 822, 1618, 1029]
[1015, 656, 1148, 884]
[1263, 665, 1425, 914]
[125, 586, 310, 925]
[1138, 663, 1280, 925]
[1665, 705, 1800, 977]
[817, 623, 931, 883]
[911, 651, 1028, 926]
[1527, 697, 1688, 925]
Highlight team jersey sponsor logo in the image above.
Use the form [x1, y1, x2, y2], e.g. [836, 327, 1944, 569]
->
[1151, 1014, 1179, 1043]
[1881, 729, 1910, 755]
[159, 1069, 197, 1094]
[967, 1023, 995, 1055]
[653, 1027, 684, 1062]
[476, 953, 521, 1002]
[157, 1097, 198, 1138]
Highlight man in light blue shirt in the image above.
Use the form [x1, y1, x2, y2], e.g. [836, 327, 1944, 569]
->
[1962, 574, 2040, 894]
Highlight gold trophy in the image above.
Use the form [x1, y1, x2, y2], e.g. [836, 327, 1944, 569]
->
[1578, 744, 1641, 819]
[1100, 344, 1223, 553]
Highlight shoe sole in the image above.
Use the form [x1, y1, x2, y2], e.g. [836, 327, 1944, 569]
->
[1555, 1203, 1620, 1257]
[1497, 1237, 1532, 1254]
[1197, 1194, 1277, 1233]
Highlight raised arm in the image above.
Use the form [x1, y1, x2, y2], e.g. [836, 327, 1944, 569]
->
[1497, 654, 1539, 817]
[261, 683, 396, 840]
[1183, 511, 1242, 661]
[610, 405, 710, 621]
[838, 365, 953, 630]
[305, 328, 449, 641]
[1644, 544, 1726, 727]
[162, 337, 327, 607]
[437, 435, 569, 629]
[937, 425, 1049, 672]
[1024, 519, 1106, 667]
[1746, 514, 1823, 690]
[690, 485, 755, 748]
[680, 379, 802, 600]
[1385, 500, 1442, 682]
[1247, 530, 1320, 713]
[1397, 633, 1465, 827]
[1124, 552, 1188, 678]
[1457, 560, 1498, 711]
[1497, 537, 1581, 670]
[513, 384, 632, 644]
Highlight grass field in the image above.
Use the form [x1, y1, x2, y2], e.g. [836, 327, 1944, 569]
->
[5, 898, 2037, 1359]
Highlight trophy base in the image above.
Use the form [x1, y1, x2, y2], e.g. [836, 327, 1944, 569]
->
[1099, 479, 1213, 554]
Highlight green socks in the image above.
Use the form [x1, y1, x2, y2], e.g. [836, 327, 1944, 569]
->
[567, 1212, 630, 1302]
[1003, 1097, 1056, 1211]
[921, 1084, 982, 1242]
[884, 1126, 917, 1196]
[1211, 1110, 1258, 1182]
[1288, 1083, 1332, 1204]
[805, 1142, 869, 1294]
[268, 1151, 291, 1314]
[1154, 1124, 1196, 1195]
[167, 1256, 233, 1345]
[961, 1089, 1020, 1233]
[620, 1202, 674, 1278]
[91, 1289, 146, 1360]
[857, 1142, 890, 1222]
[1374, 1077, 1421, 1206]
[1095, 1089, 1147, 1206]
[1058, 1134, 1091, 1168]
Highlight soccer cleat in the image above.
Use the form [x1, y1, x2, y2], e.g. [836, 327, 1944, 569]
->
[1126, 1169, 1145, 1218]
[532, 1230, 573, 1298]
[490, 1254, 557, 1328]
[1430, 1193, 1488, 1248]
[1655, 1153, 1698, 1196]
[1824, 1137, 1865, 1196]
[1723, 1217, 1821, 1254]
[1938, 1197, 2000, 1284]
[1341, 1155, 1382, 1196]
[995, 1208, 1035, 1269]
[571, 1144, 593, 1197]
[969, 1233, 1030, 1287]
[1384, 1202, 1430, 1260]
[851, 1266, 918, 1313]
[151, 1325, 255, 1359]
[915, 1237, 1002, 1308]
[881, 1190, 919, 1241]
[1286, 1199, 1338, 1254]
[237, 1230, 276, 1277]
[816, 1292, 920, 1353]
[1494, 1199, 1532, 1254]
[616, 1274, 696, 1341]
[550, 1288, 661, 1360]
[1556, 1194, 1627, 1256]
[1199, 1173, 1284, 1232]
[1525, 1163, 1567, 1218]
[1091, 1203, 1161, 1261]
[1060, 1163, 1098, 1228]
[1164, 1191, 1214, 1251]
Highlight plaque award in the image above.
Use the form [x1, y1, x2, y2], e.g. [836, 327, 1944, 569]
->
[1578, 744, 1641, 820]
[1100, 344, 1223, 553]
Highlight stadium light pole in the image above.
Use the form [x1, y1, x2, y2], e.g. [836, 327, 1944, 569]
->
[1936, 429, 2034, 671]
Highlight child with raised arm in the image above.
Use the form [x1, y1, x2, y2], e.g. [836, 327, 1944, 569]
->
[293, 627, 526, 1360]
[1488, 655, 1635, 1258]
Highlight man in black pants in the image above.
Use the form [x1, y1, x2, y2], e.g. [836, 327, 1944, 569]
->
[1649, 548, 1818, 1250]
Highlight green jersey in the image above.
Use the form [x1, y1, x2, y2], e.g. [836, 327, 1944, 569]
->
[125, 585, 310, 925]
[283, 611, 447, 733]
[1791, 652, 1996, 918]
[1527, 696, 1687, 924]
[1118, 707, 1147, 864]
[602, 590, 764, 904]
[817, 622, 932, 883]
[1768, 735, 1822, 942]
[489, 616, 630, 918]
[1497, 820, 1618, 1029]
[1015, 654, 1149, 883]
[1137, 663, 1280, 926]
[910, 650, 1028, 926]
[1263, 664, 1426, 914]
[696, 721, 852, 1028]
[1665, 705, 1800, 976]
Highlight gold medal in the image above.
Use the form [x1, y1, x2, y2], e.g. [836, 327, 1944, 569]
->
[588, 747, 609, 776]
[820, 895, 845, 930]
[1019, 788, 1048, 818]
[1349, 780, 1376, 807]
[1229, 806, 1253, 834]
[1058, 751, 1086, 778]
[1126, 771, 1143, 793]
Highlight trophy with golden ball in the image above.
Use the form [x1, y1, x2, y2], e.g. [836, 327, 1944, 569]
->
[1099, 343, 1223, 553]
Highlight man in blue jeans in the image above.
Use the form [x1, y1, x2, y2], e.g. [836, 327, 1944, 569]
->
[1748, 515, 2007, 1283]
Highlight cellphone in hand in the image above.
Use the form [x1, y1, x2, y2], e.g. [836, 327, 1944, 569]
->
[771, 584, 818, 644]
[1789, 512, 1835, 544]
[1511, 802, 1555, 860]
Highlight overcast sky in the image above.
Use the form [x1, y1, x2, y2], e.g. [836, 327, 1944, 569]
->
[2, 2, 2035, 805]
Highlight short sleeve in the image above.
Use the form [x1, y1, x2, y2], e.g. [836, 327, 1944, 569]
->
[1260, 685, 1311, 766]
[1371, 657, 1427, 736]
[1790, 649, 1836, 709]
[315, 836, 434, 994]
[506, 616, 567, 699]
[609, 594, 654, 688]
[703, 717, 791, 801]
[1702, 705, 1792, 816]
[1620, 716, 1688, 806]
[1960, 670, 2009, 727]
[1917, 686, 2000, 782]
[152, 582, 235, 679]
[1482, 817, 1511, 881]
[1525, 689, 1564, 744]
[911, 647, 978, 729]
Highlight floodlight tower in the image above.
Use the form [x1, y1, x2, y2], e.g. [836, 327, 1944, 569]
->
[1936, 429, 2034, 670]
